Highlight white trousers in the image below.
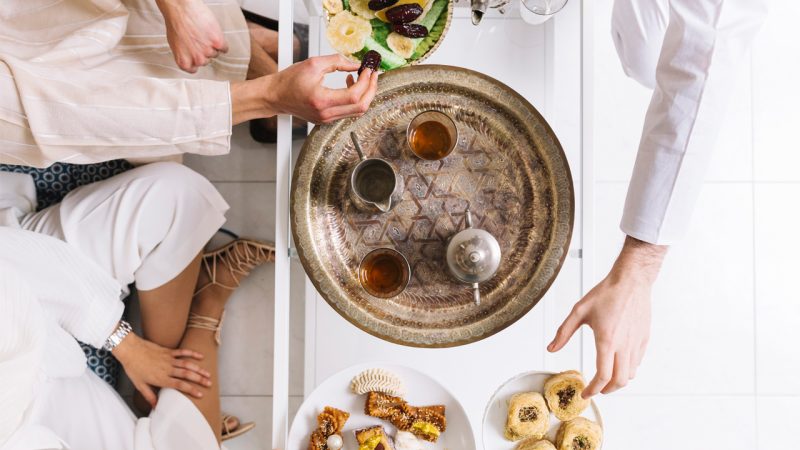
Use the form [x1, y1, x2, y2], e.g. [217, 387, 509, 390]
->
[611, 0, 668, 90]
[17, 162, 229, 293]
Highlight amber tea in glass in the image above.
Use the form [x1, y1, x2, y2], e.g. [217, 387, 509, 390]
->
[407, 110, 458, 161]
[358, 248, 410, 298]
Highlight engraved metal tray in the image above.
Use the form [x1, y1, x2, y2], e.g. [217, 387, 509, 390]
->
[291, 65, 574, 347]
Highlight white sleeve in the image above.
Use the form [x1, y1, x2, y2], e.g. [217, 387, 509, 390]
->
[621, 0, 768, 245]
[0, 228, 124, 349]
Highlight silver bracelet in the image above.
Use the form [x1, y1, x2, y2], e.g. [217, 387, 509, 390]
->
[103, 320, 132, 352]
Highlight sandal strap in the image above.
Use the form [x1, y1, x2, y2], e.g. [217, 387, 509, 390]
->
[187, 311, 225, 345]
[195, 240, 276, 296]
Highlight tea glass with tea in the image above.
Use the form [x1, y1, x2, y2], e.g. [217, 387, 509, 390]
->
[358, 248, 411, 298]
[407, 110, 458, 161]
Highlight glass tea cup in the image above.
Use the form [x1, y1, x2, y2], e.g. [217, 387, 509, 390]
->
[406, 111, 458, 161]
[520, 0, 568, 25]
[358, 248, 411, 298]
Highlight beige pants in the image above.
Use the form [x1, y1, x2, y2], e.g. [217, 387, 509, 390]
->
[0, 0, 250, 168]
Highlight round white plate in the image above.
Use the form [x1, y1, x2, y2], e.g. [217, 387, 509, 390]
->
[289, 362, 477, 450]
[482, 371, 604, 449]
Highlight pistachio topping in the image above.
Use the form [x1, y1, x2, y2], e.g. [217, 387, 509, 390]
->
[518, 406, 539, 422]
[557, 386, 577, 409]
[572, 435, 591, 450]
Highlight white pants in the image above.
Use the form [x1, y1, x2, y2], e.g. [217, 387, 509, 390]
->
[17, 162, 229, 293]
[611, 0, 668, 90]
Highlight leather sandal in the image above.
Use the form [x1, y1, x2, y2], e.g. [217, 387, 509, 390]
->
[221, 413, 256, 441]
[195, 239, 276, 296]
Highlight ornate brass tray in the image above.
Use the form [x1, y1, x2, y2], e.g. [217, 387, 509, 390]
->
[291, 65, 574, 347]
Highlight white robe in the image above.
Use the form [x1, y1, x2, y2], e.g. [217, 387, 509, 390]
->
[0, 229, 221, 450]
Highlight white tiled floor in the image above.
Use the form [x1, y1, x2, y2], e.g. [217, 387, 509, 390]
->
[589, 0, 800, 448]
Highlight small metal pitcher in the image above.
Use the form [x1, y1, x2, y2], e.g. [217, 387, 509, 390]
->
[446, 208, 502, 305]
[471, 0, 511, 25]
[349, 132, 404, 214]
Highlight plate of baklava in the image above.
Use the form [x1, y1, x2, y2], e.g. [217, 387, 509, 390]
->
[289, 363, 476, 450]
[483, 371, 604, 450]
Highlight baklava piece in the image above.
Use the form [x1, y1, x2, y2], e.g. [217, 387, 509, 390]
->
[555, 417, 603, 450]
[543, 371, 590, 421]
[355, 425, 396, 450]
[504, 392, 549, 441]
[307, 406, 350, 450]
[516, 438, 557, 450]
[514, 439, 556, 450]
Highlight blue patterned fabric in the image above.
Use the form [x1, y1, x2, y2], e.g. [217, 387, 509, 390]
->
[0, 160, 134, 388]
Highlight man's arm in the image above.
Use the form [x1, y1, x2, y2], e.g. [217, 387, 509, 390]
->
[550, 0, 768, 397]
[622, 0, 768, 244]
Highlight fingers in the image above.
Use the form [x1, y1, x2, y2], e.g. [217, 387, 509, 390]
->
[173, 358, 211, 378]
[172, 367, 212, 387]
[318, 71, 379, 123]
[172, 348, 204, 360]
[315, 54, 361, 74]
[583, 339, 614, 399]
[321, 68, 374, 109]
[138, 383, 158, 408]
[548, 303, 585, 352]
[212, 37, 229, 54]
[601, 351, 630, 394]
[170, 379, 205, 399]
[630, 336, 649, 379]
[172, 359, 212, 387]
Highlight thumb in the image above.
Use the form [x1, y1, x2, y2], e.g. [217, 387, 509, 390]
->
[548, 304, 584, 352]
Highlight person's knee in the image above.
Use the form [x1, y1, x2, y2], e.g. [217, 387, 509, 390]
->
[131, 162, 226, 219]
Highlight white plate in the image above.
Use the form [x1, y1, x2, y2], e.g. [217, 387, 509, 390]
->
[289, 363, 477, 450]
[482, 371, 604, 449]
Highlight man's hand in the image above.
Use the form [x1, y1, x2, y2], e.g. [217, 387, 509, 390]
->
[548, 236, 667, 398]
[156, 0, 228, 73]
[113, 331, 211, 407]
[262, 54, 379, 124]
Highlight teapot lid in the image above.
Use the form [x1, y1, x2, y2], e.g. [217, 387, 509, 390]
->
[446, 210, 501, 284]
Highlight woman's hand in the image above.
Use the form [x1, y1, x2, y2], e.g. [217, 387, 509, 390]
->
[113, 332, 211, 408]
[156, 0, 228, 73]
[264, 54, 379, 124]
[548, 236, 667, 398]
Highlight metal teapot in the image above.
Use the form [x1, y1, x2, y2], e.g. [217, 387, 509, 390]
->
[446, 208, 501, 305]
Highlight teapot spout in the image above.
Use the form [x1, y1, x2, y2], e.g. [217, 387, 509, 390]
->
[471, 0, 488, 25]
[472, 283, 481, 305]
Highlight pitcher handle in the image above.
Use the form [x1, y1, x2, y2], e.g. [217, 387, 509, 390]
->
[350, 132, 366, 161]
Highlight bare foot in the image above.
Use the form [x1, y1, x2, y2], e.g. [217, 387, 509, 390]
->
[156, 0, 228, 73]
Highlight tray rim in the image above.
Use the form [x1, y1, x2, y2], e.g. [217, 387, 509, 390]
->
[291, 64, 575, 348]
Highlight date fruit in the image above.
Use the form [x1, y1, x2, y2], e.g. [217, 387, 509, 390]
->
[392, 23, 429, 38]
[358, 50, 382, 74]
[385, 3, 423, 23]
[368, 0, 398, 10]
